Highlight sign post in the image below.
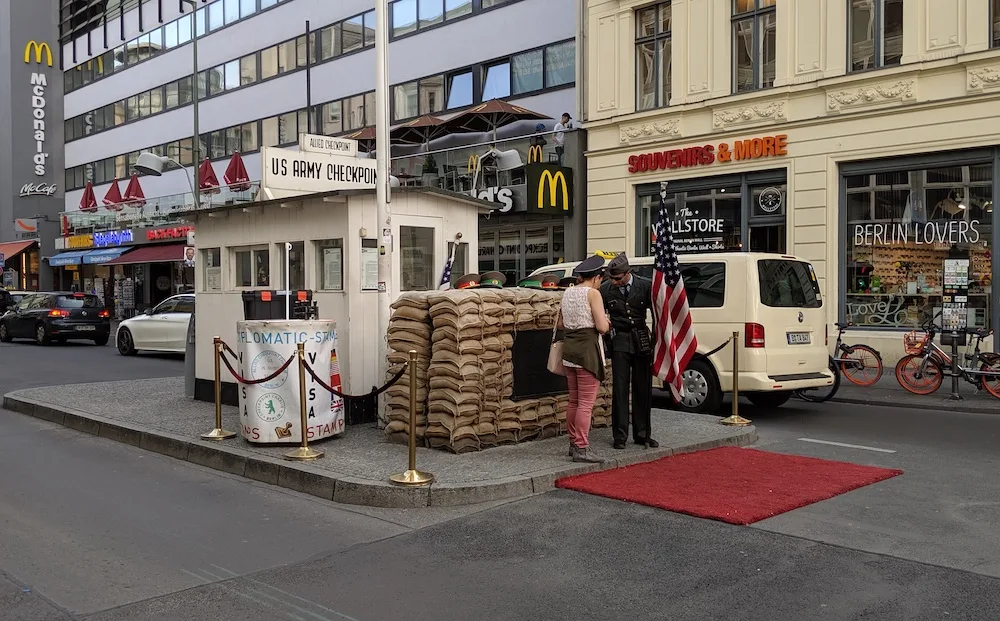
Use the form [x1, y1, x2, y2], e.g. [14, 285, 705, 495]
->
[942, 257, 970, 401]
[374, 0, 393, 418]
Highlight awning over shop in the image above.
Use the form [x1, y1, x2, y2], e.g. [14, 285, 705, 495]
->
[48, 250, 89, 267]
[0, 240, 36, 262]
[82, 247, 131, 265]
[103, 243, 186, 266]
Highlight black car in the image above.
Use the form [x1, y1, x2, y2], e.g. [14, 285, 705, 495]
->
[0, 290, 12, 314]
[0, 292, 111, 346]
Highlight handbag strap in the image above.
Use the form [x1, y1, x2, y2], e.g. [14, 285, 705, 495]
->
[552, 308, 561, 342]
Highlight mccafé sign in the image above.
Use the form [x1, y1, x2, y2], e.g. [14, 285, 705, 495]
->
[146, 225, 194, 241]
[627, 134, 788, 174]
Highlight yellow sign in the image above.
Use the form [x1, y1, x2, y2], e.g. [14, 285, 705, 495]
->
[24, 40, 53, 67]
[538, 169, 569, 211]
[528, 145, 543, 164]
[467, 154, 479, 173]
[65, 234, 93, 249]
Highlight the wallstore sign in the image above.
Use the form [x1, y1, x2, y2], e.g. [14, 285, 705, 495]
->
[627, 134, 788, 174]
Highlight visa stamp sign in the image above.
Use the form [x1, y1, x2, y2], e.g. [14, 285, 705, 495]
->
[261, 146, 377, 198]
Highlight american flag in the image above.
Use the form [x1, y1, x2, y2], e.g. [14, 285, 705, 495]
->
[438, 243, 458, 290]
[651, 195, 698, 400]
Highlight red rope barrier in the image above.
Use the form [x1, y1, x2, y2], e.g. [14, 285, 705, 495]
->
[302, 359, 407, 400]
[218, 347, 296, 385]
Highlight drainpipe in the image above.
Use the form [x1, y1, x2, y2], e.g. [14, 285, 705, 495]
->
[576, 0, 587, 122]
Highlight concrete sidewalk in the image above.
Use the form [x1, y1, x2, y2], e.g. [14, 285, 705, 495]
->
[832, 374, 1000, 414]
[3, 377, 756, 508]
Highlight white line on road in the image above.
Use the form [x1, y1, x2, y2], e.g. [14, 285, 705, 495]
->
[797, 438, 897, 454]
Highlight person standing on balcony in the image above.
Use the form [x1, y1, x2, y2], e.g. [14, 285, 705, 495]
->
[553, 113, 575, 165]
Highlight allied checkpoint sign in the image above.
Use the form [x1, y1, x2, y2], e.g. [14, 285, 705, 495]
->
[259, 145, 376, 200]
[235, 320, 346, 444]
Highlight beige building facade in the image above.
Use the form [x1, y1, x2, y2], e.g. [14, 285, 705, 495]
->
[583, 0, 1000, 359]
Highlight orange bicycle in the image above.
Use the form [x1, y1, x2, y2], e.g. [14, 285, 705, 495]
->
[895, 313, 1000, 397]
[829, 322, 884, 386]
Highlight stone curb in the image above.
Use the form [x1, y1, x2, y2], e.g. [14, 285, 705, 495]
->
[3, 391, 757, 508]
[830, 395, 1000, 416]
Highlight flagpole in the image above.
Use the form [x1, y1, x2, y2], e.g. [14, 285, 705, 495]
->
[375, 0, 393, 408]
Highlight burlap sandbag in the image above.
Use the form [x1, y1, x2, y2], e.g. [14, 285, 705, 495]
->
[390, 306, 430, 322]
[430, 336, 485, 356]
[391, 292, 433, 310]
[433, 324, 489, 342]
[389, 318, 432, 338]
[426, 289, 480, 308]
[425, 422, 451, 439]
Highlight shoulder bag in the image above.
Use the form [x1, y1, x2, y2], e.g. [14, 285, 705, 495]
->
[547, 308, 566, 376]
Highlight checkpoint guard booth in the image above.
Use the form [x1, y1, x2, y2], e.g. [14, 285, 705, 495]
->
[191, 134, 491, 443]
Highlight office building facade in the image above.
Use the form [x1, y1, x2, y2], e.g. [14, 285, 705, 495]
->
[58, 0, 585, 290]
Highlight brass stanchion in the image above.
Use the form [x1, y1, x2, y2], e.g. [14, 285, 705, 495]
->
[284, 342, 325, 461]
[202, 336, 237, 440]
[390, 350, 435, 486]
[720, 331, 752, 426]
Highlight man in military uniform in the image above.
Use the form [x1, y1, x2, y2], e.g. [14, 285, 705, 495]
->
[600, 253, 658, 449]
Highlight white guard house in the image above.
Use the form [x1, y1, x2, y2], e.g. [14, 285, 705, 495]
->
[191, 135, 491, 419]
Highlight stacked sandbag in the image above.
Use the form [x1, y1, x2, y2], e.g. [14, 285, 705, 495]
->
[383, 293, 433, 443]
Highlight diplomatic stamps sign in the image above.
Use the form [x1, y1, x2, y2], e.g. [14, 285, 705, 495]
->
[261, 146, 377, 198]
[235, 320, 346, 443]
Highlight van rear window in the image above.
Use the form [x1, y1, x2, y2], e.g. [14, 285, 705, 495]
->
[57, 295, 101, 309]
[758, 260, 822, 308]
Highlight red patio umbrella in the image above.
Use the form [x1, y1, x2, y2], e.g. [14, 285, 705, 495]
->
[198, 158, 221, 194]
[342, 126, 377, 153]
[223, 151, 251, 192]
[102, 178, 124, 211]
[123, 174, 146, 208]
[78, 182, 98, 213]
[443, 99, 549, 141]
[390, 114, 449, 145]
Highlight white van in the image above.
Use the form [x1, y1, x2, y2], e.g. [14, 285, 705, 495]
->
[528, 252, 834, 412]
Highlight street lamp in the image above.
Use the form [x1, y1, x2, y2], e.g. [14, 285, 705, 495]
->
[134, 152, 196, 198]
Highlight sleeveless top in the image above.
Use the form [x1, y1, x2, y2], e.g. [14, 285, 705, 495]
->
[560, 286, 595, 370]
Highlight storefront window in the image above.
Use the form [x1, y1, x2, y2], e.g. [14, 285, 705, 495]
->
[400, 226, 435, 291]
[203, 248, 221, 291]
[316, 239, 344, 291]
[638, 186, 742, 255]
[844, 163, 993, 329]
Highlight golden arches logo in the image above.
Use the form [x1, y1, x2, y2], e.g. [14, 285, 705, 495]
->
[538, 170, 569, 211]
[527, 145, 543, 164]
[467, 154, 480, 173]
[24, 40, 52, 66]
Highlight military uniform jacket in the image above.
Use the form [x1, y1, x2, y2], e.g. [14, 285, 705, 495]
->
[600, 275, 653, 355]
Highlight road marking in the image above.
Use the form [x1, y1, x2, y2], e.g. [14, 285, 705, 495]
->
[797, 438, 897, 454]
[211, 565, 362, 621]
[182, 568, 308, 621]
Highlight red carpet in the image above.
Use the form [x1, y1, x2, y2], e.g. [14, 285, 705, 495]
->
[555, 447, 903, 525]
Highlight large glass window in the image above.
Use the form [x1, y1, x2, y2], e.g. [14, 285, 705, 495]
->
[732, 0, 776, 93]
[844, 162, 993, 329]
[994, 0, 1000, 48]
[400, 226, 435, 291]
[639, 186, 742, 255]
[234, 246, 270, 288]
[512, 49, 543, 94]
[545, 40, 575, 88]
[635, 2, 671, 111]
[482, 61, 511, 100]
[447, 71, 473, 108]
[393, 80, 419, 121]
[419, 75, 445, 115]
[849, 0, 903, 72]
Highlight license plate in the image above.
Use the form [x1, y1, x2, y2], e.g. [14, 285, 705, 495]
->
[787, 332, 810, 345]
[77, 325, 96, 331]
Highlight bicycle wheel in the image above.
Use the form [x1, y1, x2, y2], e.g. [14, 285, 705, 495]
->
[795, 357, 840, 403]
[839, 344, 883, 387]
[895, 354, 943, 395]
[978, 355, 1000, 399]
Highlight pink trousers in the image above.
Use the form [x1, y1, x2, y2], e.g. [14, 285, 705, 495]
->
[565, 367, 600, 448]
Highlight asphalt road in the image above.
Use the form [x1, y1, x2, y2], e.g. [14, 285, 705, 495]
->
[2, 340, 1000, 619]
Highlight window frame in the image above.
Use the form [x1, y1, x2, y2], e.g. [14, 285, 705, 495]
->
[635, 1, 673, 110]
[232, 245, 271, 290]
[731, 0, 776, 94]
[315, 238, 345, 291]
[847, 0, 904, 73]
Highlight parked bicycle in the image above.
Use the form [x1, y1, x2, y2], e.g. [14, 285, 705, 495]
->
[895, 312, 1000, 397]
[794, 322, 883, 403]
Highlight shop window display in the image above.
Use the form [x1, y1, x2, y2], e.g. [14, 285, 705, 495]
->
[845, 164, 992, 329]
[638, 186, 743, 255]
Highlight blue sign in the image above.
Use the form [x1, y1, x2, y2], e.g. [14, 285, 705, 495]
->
[93, 230, 133, 247]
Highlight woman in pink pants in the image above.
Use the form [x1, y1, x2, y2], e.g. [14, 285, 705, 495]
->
[558, 254, 611, 463]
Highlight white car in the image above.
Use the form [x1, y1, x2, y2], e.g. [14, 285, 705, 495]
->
[116, 294, 195, 355]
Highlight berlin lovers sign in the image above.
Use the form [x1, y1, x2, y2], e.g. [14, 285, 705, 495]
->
[260, 144, 375, 200]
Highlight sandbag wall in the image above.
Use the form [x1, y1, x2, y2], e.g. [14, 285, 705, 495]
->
[383, 293, 434, 443]
[384, 288, 612, 453]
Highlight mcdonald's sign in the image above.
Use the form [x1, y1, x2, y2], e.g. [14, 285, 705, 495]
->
[24, 40, 52, 67]
[467, 154, 480, 173]
[527, 144, 544, 164]
[526, 164, 574, 216]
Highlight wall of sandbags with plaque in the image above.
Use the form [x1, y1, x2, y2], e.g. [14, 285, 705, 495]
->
[384, 289, 612, 453]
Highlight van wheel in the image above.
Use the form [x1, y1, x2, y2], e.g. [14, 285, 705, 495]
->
[747, 391, 792, 409]
[674, 359, 723, 413]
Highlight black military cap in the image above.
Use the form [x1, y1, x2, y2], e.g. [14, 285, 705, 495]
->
[573, 254, 606, 278]
[558, 276, 578, 289]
